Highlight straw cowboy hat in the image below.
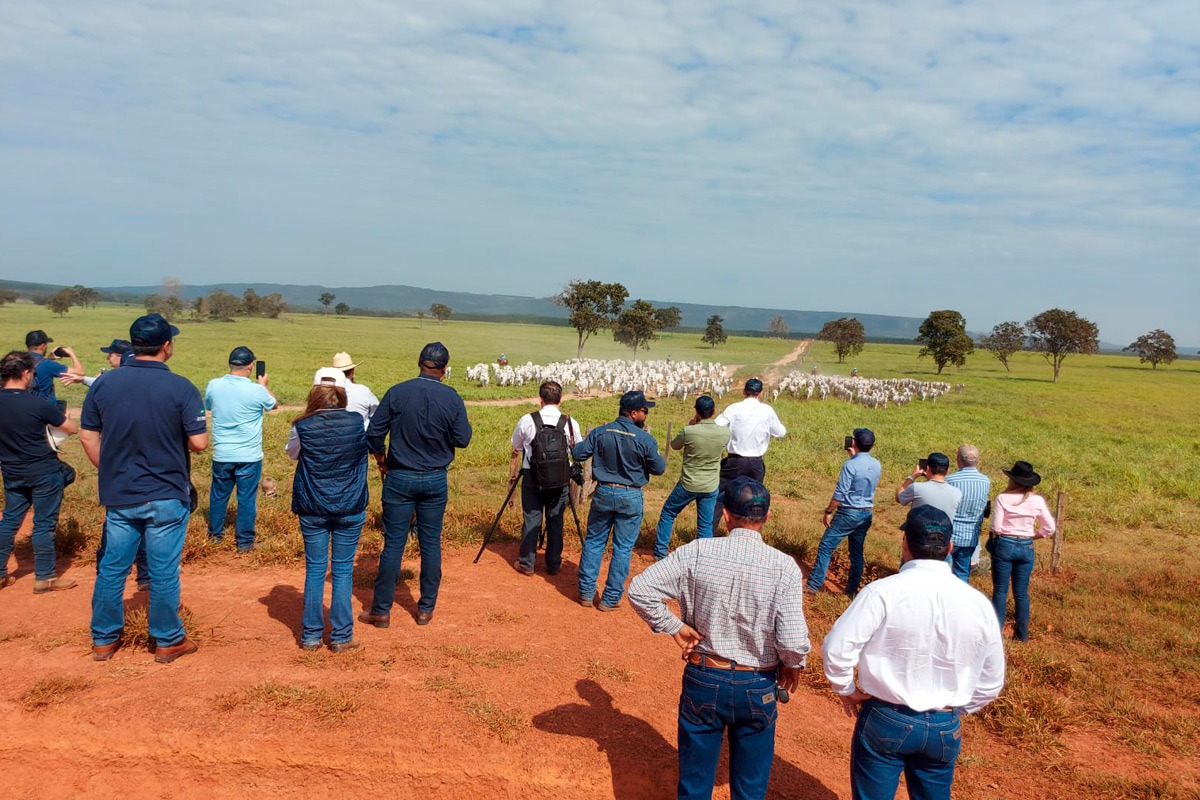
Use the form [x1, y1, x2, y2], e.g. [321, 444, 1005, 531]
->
[331, 352, 360, 371]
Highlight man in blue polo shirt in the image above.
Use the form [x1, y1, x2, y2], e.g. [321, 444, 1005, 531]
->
[807, 428, 882, 598]
[572, 390, 667, 611]
[360, 342, 472, 628]
[205, 346, 277, 551]
[80, 314, 209, 664]
[24, 329, 83, 410]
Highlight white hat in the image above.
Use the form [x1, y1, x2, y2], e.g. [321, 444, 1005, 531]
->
[313, 367, 347, 388]
[331, 352, 359, 370]
[46, 425, 70, 452]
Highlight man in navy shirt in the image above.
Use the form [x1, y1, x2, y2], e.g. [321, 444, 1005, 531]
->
[0, 351, 79, 592]
[360, 342, 471, 627]
[807, 428, 882, 598]
[24, 329, 83, 410]
[80, 314, 209, 663]
[572, 390, 667, 611]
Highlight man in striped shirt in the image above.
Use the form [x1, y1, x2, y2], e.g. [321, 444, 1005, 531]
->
[629, 478, 810, 800]
[945, 444, 991, 582]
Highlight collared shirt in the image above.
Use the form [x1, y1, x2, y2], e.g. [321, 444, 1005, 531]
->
[990, 491, 1056, 539]
[80, 359, 207, 507]
[29, 352, 66, 402]
[822, 560, 1005, 714]
[947, 468, 992, 547]
[345, 379, 379, 429]
[511, 405, 583, 469]
[715, 396, 786, 457]
[205, 374, 276, 463]
[571, 416, 666, 487]
[629, 528, 811, 670]
[0, 388, 66, 477]
[367, 375, 472, 471]
[897, 479, 962, 521]
[670, 419, 730, 493]
[833, 452, 882, 508]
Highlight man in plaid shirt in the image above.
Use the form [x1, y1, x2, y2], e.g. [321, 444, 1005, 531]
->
[629, 477, 810, 800]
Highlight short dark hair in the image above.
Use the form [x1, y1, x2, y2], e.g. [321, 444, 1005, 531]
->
[539, 380, 563, 405]
[133, 343, 166, 357]
[1, 350, 33, 383]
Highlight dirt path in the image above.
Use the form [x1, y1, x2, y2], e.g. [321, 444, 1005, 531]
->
[761, 340, 811, 385]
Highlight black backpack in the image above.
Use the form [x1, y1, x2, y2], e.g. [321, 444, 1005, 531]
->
[529, 410, 572, 489]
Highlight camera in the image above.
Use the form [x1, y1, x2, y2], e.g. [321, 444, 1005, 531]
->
[844, 435, 854, 450]
[570, 462, 584, 486]
[53, 347, 69, 358]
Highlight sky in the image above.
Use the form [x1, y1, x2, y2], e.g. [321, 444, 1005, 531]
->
[2, 1, 1198, 345]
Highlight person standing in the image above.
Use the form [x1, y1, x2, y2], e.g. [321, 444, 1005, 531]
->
[0, 351, 79, 593]
[806, 428, 881, 597]
[361, 342, 471, 628]
[822, 506, 1006, 800]
[331, 351, 378, 428]
[895, 452, 962, 520]
[572, 390, 666, 611]
[205, 346, 277, 551]
[711, 378, 786, 525]
[651, 395, 730, 560]
[81, 314, 209, 663]
[286, 368, 369, 653]
[629, 478, 810, 800]
[508, 380, 582, 577]
[989, 460, 1056, 642]
[945, 445, 991, 582]
[24, 330, 83, 410]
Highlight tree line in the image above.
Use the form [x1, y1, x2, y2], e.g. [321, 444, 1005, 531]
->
[554, 280, 682, 357]
[0, 285, 102, 316]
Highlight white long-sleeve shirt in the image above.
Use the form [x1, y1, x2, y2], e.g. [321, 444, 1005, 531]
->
[822, 559, 1005, 714]
[715, 396, 786, 457]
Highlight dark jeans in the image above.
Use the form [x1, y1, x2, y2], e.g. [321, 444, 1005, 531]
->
[653, 482, 718, 559]
[578, 485, 643, 607]
[678, 663, 778, 800]
[98, 521, 149, 586]
[517, 471, 568, 573]
[947, 545, 976, 583]
[299, 511, 365, 645]
[991, 536, 1035, 641]
[208, 460, 263, 549]
[372, 468, 448, 616]
[0, 470, 65, 580]
[851, 700, 962, 800]
[807, 507, 873, 596]
[712, 455, 766, 526]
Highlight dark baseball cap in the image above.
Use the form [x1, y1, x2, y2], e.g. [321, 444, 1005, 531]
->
[228, 346, 256, 366]
[694, 395, 716, 415]
[129, 314, 180, 347]
[744, 377, 764, 394]
[722, 477, 771, 520]
[900, 505, 953, 541]
[100, 339, 132, 355]
[926, 452, 951, 471]
[619, 390, 655, 411]
[418, 341, 450, 368]
[853, 428, 875, 449]
[25, 330, 53, 347]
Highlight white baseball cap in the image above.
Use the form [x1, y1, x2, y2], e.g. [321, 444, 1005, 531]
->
[312, 367, 347, 388]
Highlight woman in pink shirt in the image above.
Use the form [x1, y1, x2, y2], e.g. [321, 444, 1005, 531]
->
[988, 460, 1056, 642]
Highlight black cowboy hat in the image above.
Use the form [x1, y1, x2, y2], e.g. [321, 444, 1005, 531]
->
[1003, 460, 1041, 487]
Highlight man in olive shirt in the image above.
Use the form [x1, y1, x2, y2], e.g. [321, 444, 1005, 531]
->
[652, 395, 731, 559]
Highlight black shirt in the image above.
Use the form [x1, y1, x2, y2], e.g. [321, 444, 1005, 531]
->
[0, 389, 66, 477]
[367, 375, 472, 471]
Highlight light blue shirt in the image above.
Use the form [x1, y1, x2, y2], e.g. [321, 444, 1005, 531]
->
[833, 452, 882, 509]
[947, 467, 992, 547]
[205, 374, 276, 463]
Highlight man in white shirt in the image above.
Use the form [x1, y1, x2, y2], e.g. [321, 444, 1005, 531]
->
[822, 506, 1005, 800]
[712, 378, 786, 526]
[508, 380, 582, 576]
[895, 451, 962, 521]
[332, 351, 378, 428]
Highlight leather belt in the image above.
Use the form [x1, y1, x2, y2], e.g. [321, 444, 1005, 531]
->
[687, 652, 777, 674]
[599, 481, 638, 489]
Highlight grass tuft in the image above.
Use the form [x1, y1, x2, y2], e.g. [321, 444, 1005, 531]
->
[21, 676, 91, 711]
[214, 680, 361, 723]
[585, 658, 633, 683]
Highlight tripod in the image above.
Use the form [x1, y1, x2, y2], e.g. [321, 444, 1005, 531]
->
[474, 473, 585, 564]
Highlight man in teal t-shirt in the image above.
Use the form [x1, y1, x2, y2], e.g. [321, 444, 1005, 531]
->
[204, 346, 277, 551]
[651, 394, 731, 559]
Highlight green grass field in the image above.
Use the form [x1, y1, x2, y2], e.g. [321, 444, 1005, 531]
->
[3, 300, 1199, 794]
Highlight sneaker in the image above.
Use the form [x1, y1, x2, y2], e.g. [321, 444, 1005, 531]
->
[33, 577, 78, 594]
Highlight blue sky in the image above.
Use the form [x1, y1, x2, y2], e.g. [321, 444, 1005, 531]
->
[2, 1, 1198, 345]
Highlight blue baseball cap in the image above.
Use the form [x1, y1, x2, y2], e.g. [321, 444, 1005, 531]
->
[129, 314, 179, 347]
[228, 346, 256, 366]
[722, 477, 771, 519]
[694, 395, 716, 415]
[100, 339, 132, 355]
[419, 341, 450, 368]
[900, 505, 953, 540]
[853, 428, 875, 449]
[619, 390, 655, 411]
[744, 377, 764, 394]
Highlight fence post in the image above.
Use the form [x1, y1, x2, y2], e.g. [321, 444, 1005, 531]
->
[664, 422, 673, 460]
[1051, 490, 1066, 575]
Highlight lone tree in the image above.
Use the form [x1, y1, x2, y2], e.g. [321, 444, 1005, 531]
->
[208, 288, 242, 322]
[319, 292, 336, 314]
[430, 303, 452, 323]
[1124, 329, 1177, 369]
[555, 279, 629, 359]
[262, 293, 287, 319]
[415, 310, 426, 327]
[335, 302, 350, 316]
[978, 321, 1025, 372]
[0, 288, 19, 306]
[768, 315, 789, 338]
[916, 310, 974, 373]
[702, 314, 728, 348]
[144, 293, 185, 321]
[654, 306, 682, 332]
[1026, 308, 1099, 382]
[47, 288, 75, 316]
[818, 317, 866, 363]
[242, 288, 262, 316]
[613, 299, 662, 356]
[72, 286, 100, 308]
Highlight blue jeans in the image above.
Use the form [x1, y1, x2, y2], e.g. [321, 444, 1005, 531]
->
[91, 499, 190, 647]
[991, 536, 1035, 641]
[578, 485, 644, 606]
[653, 482, 718, 559]
[678, 663, 778, 800]
[851, 700, 962, 800]
[208, 460, 263, 549]
[0, 470, 65, 580]
[517, 471, 568, 572]
[807, 508, 873, 596]
[947, 544, 976, 583]
[300, 511, 365, 645]
[98, 521, 149, 586]
[372, 469, 448, 615]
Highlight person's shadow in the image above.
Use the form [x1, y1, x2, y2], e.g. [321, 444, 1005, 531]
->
[258, 584, 304, 644]
[533, 679, 839, 799]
